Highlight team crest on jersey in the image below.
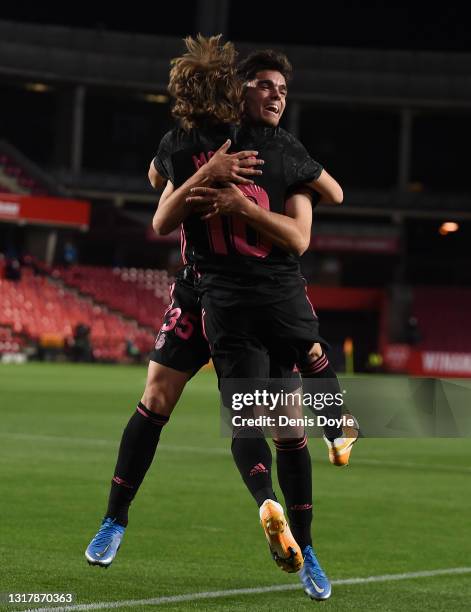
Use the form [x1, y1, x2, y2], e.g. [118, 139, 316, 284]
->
[155, 333, 166, 350]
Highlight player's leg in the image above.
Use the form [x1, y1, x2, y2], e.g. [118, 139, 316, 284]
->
[266, 284, 358, 465]
[298, 342, 359, 466]
[262, 358, 312, 574]
[299, 342, 342, 437]
[273, 433, 312, 547]
[273, 429, 331, 599]
[85, 361, 188, 567]
[231, 395, 303, 573]
[105, 275, 212, 528]
[203, 302, 278, 506]
[261, 296, 317, 549]
[104, 361, 189, 528]
[86, 274, 209, 567]
[202, 297, 302, 572]
[267, 360, 331, 599]
[261, 291, 331, 594]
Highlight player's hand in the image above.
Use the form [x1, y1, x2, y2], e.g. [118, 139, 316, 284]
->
[188, 200, 216, 217]
[204, 140, 264, 185]
[186, 183, 251, 220]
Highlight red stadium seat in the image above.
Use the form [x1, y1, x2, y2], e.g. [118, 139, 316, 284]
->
[0, 270, 156, 362]
[56, 265, 172, 330]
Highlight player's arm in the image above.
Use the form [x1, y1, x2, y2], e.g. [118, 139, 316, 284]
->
[148, 162, 166, 190]
[186, 184, 312, 256]
[152, 174, 208, 236]
[305, 168, 343, 205]
[247, 191, 313, 255]
[152, 141, 263, 236]
[149, 150, 208, 235]
[285, 133, 343, 205]
[148, 164, 188, 236]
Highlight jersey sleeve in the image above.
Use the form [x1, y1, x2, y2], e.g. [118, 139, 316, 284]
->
[282, 132, 323, 187]
[153, 130, 175, 184]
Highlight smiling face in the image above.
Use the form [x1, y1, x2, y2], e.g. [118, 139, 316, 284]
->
[244, 69, 287, 127]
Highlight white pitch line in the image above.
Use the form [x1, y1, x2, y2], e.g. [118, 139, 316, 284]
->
[15, 567, 471, 612]
[0, 432, 230, 456]
[2, 432, 471, 471]
[0, 432, 114, 446]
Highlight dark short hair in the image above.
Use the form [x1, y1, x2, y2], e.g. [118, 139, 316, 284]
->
[237, 49, 293, 83]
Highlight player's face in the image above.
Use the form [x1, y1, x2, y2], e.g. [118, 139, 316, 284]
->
[244, 70, 287, 127]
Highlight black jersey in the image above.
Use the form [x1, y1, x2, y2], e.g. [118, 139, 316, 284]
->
[154, 123, 322, 302]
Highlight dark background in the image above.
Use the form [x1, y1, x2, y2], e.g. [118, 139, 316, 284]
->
[0, 1, 469, 52]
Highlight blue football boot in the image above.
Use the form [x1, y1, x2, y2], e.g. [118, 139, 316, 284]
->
[298, 545, 332, 600]
[85, 518, 125, 568]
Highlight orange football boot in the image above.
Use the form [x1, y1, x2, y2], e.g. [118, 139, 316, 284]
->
[323, 413, 360, 466]
[259, 499, 303, 572]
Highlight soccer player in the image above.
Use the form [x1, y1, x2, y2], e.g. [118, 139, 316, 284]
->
[151, 42, 350, 599]
[86, 37, 357, 601]
[149, 47, 337, 598]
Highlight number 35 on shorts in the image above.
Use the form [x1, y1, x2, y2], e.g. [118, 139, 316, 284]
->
[160, 308, 198, 340]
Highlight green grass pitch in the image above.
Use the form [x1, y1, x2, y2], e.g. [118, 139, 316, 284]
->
[1, 363, 470, 612]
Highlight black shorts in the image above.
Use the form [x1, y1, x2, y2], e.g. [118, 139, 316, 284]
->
[201, 279, 326, 380]
[149, 268, 210, 375]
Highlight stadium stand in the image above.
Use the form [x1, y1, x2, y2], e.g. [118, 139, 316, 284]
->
[0, 164, 48, 196]
[0, 325, 26, 354]
[0, 264, 156, 362]
[0, 141, 63, 196]
[52, 265, 171, 329]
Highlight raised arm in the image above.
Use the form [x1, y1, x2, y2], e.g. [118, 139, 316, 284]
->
[305, 168, 343, 205]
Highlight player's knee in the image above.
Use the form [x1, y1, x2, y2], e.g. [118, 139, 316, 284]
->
[142, 362, 189, 416]
[141, 380, 177, 416]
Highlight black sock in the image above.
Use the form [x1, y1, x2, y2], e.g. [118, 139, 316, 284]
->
[274, 435, 312, 551]
[299, 352, 343, 440]
[231, 427, 277, 507]
[106, 402, 169, 526]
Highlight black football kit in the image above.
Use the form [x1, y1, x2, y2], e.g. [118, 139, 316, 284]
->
[100, 124, 342, 536]
[150, 123, 325, 379]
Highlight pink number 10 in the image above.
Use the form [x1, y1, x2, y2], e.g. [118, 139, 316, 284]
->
[207, 184, 272, 258]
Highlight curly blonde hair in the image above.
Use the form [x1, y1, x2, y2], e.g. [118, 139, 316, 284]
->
[168, 34, 242, 131]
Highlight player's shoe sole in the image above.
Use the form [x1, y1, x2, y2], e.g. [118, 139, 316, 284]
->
[85, 545, 121, 568]
[259, 499, 303, 573]
[324, 413, 359, 467]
